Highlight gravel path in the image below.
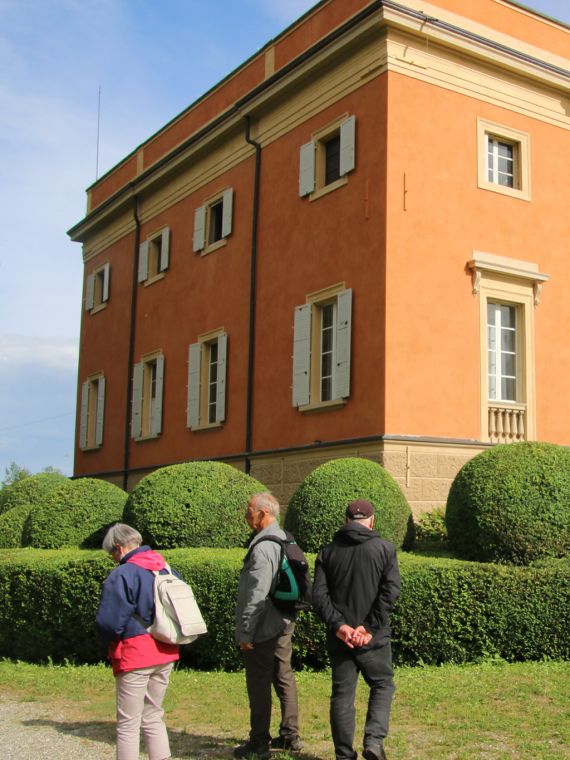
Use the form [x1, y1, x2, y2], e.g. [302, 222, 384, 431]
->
[0, 699, 116, 760]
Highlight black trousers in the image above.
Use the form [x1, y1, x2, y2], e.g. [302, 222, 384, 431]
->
[328, 638, 395, 760]
[242, 622, 299, 748]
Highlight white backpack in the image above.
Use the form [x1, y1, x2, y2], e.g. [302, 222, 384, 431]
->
[147, 564, 207, 645]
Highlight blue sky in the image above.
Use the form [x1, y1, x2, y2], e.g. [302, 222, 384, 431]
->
[0, 0, 568, 478]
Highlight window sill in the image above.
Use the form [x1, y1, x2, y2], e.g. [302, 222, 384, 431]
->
[143, 272, 166, 287]
[477, 180, 530, 202]
[297, 398, 347, 414]
[309, 175, 348, 202]
[80, 444, 102, 452]
[134, 433, 161, 442]
[90, 302, 108, 315]
[189, 421, 224, 432]
[199, 238, 228, 257]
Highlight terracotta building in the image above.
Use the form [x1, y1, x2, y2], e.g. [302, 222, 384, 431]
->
[68, 0, 570, 515]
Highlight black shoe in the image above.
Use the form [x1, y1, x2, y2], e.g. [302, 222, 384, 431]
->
[363, 745, 387, 760]
[271, 735, 304, 751]
[233, 742, 271, 759]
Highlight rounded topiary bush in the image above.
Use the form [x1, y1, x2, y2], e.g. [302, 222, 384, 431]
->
[284, 457, 413, 553]
[25, 478, 127, 549]
[446, 441, 570, 565]
[0, 472, 68, 515]
[123, 461, 266, 548]
[0, 503, 33, 548]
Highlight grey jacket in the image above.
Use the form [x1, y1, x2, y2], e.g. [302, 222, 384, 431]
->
[235, 522, 292, 645]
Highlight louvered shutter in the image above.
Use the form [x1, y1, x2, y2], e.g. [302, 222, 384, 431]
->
[299, 141, 315, 197]
[221, 189, 234, 239]
[150, 356, 164, 436]
[138, 241, 149, 282]
[102, 263, 110, 302]
[193, 206, 206, 252]
[216, 333, 227, 423]
[95, 376, 106, 446]
[187, 342, 201, 428]
[131, 362, 143, 439]
[85, 274, 95, 311]
[339, 115, 356, 176]
[160, 228, 170, 272]
[292, 303, 311, 407]
[79, 381, 89, 449]
[335, 289, 352, 399]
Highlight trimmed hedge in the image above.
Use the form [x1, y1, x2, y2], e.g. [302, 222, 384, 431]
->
[24, 478, 127, 549]
[446, 442, 570, 564]
[0, 503, 32, 548]
[0, 472, 68, 516]
[124, 462, 266, 548]
[285, 458, 413, 552]
[0, 548, 567, 669]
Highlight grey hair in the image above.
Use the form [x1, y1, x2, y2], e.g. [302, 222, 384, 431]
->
[249, 491, 280, 518]
[102, 523, 143, 554]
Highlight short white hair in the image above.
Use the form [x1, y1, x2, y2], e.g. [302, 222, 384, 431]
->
[249, 492, 280, 518]
[102, 523, 142, 554]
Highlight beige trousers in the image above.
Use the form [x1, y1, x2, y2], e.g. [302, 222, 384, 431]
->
[115, 662, 174, 760]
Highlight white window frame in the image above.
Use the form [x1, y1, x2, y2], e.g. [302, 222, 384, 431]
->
[299, 114, 356, 200]
[79, 373, 106, 450]
[193, 188, 234, 254]
[187, 330, 227, 430]
[138, 228, 170, 285]
[292, 285, 352, 412]
[487, 302, 518, 403]
[132, 352, 164, 440]
[477, 118, 531, 201]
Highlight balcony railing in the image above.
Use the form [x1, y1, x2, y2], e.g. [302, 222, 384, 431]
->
[488, 402, 527, 443]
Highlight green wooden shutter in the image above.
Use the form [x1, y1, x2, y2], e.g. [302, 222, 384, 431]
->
[160, 228, 170, 272]
[216, 333, 227, 423]
[339, 115, 356, 176]
[299, 141, 315, 196]
[193, 206, 206, 252]
[95, 376, 105, 446]
[131, 362, 143, 439]
[335, 289, 352, 399]
[221, 189, 233, 239]
[292, 303, 311, 406]
[79, 381, 89, 449]
[150, 356, 164, 436]
[85, 274, 95, 311]
[138, 241, 149, 282]
[187, 342, 201, 428]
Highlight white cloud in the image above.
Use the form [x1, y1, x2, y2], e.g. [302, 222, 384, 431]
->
[0, 334, 78, 371]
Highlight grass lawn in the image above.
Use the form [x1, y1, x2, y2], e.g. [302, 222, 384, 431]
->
[0, 659, 568, 759]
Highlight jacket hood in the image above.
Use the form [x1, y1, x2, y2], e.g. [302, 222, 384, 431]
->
[334, 522, 379, 546]
[123, 546, 167, 571]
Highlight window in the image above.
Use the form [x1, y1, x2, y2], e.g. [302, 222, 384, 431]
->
[79, 373, 105, 450]
[477, 118, 530, 201]
[138, 228, 170, 284]
[292, 286, 352, 411]
[85, 263, 110, 312]
[468, 251, 549, 443]
[299, 115, 356, 198]
[187, 331, 227, 429]
[132, 353, 164, 440]
[193, 188, 234, 253]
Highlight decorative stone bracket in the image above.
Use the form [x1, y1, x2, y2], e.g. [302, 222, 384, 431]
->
[468, 251, 549, 306]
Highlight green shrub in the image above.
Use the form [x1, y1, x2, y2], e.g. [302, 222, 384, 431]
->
[123, 462, 266, 548]
[0, 472, 68, 516]
[285, 457, 413, 553]
[25, 478, 127, 549]
[415, 508, 448, 544]
[446, 442, 570, 565]
[0, 504, 32, 548]
[0, 549, 567, 668]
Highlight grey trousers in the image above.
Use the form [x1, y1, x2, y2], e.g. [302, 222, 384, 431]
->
[242, 622, 299, 747]
[329, 639, 395, 760]
[115, 662, 174, 760]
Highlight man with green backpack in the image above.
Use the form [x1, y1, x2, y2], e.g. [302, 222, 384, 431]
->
[234, 492, 307, 759]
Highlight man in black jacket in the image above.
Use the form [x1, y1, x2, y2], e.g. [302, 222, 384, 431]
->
[313, 499, 401, 760]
